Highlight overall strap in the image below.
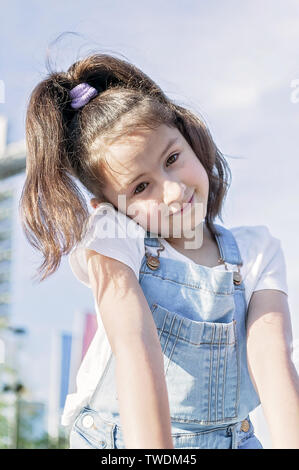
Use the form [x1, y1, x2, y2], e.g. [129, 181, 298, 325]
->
[213, 223, 243, 266]
[144, 231, 161, 247]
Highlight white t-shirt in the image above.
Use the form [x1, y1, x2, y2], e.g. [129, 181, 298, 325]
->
[61, 203, 288, 427]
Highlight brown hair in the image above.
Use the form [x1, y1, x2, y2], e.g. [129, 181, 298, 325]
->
[19, 52, 232, 282]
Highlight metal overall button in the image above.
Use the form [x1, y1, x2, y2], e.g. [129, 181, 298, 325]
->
[218, 257, 242, 286]
[233, 265, 242, 285]
[145, 241, 165, 270]
[82, 415, 94, 428]
[76, 410, 108, 448]
[240, 419, 250, 433]
[81, 414, 106, 447]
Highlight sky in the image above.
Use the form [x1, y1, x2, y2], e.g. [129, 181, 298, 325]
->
[1, 0, 299, 443]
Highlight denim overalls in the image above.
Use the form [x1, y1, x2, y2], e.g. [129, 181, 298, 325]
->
[69, 223, 263, 449]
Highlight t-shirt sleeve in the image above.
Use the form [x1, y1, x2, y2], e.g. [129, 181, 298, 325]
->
[251, 225, 288, 295]
[68, 203, 146, 288]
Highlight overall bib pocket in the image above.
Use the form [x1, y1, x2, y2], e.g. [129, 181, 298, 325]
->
[151, 303, 240, 425]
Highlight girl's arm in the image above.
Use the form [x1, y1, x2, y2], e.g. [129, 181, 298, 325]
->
[86, 249, 173, 449]
[246, 289, 299, 449]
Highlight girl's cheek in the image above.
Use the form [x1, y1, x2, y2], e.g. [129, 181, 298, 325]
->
[126, 200, 151, 229]
[127, 200, 164, 232]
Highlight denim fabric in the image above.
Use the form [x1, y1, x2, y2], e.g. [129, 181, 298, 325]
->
[69, 223, 262, 449]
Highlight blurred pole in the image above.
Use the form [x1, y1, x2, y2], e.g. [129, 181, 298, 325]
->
[14, 391, 19, 448]
[47, 329, 60, 445]
[1, 325, 26, 449]
[3, 383, 23, 449]
[10, 384, 23, 449]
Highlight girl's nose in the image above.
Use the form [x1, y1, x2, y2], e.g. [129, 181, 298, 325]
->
[163, 181, 187, 208]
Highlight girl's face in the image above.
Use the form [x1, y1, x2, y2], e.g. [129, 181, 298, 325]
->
[95, 124, 209, 241]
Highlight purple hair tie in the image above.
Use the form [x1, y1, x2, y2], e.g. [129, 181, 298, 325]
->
[69, 83, 98, 109]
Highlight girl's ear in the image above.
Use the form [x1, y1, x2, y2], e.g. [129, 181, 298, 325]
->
[90, 198, 100, 209]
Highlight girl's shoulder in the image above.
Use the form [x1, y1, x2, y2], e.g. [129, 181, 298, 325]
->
[69, 203, 146, 287]
[230, 223, 274, 240]
[229, 223, 281, 255]
[228, 223, 288, 295]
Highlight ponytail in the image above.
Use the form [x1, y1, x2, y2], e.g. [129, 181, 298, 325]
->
[19, 75, 89, 282]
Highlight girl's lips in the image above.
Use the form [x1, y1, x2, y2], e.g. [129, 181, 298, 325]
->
[180, 192, 194, 212]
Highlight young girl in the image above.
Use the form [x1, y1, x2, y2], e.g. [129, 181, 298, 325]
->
[19, 52, 299, 449]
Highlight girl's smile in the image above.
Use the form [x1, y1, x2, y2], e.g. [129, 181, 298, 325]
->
[179, 191, 194, 213]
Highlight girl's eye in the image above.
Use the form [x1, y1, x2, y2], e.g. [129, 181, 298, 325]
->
[134, 182, 148, 195]
[133, 153, 179, 195]
[166, 153, 179, 167]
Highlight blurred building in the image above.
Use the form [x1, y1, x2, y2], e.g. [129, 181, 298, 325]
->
[0, 114, 98, 447]
[0, 187, 13, 319]
[48, 310, 97, 439]
[0, 115, 25, 319]
[0, 116, 88, 446]
[18, 400, 46, 445]
[0, 114, 26, 448]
